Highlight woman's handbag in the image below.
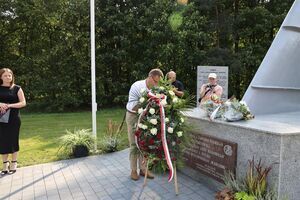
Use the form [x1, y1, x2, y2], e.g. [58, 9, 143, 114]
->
[0, 109, 11, 123]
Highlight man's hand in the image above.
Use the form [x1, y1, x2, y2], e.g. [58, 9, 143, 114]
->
[172, 87, 184, 97]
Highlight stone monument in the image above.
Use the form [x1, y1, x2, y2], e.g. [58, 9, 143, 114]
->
[242, 0, 300, 115]
[182, 1, 300, 199]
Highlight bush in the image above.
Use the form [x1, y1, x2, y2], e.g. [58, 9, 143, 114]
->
[216, 157, 277, 200]
[99, 119, 124, 153]
[58, 129, 96, 157]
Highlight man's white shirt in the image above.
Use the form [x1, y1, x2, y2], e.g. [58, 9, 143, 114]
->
[126, 80, 148, 113]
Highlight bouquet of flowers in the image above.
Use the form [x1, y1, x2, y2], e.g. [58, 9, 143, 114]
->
[223, 98, 254, 121]
[201, 99, 224, 119]
[201, 97, 254, 121]
[135, 79, 191, 182]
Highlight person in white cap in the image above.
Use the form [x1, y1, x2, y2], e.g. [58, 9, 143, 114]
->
[199, 73, 223, 104]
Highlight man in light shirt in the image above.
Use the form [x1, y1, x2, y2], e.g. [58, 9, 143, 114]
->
[199, 73, 223, 104]
[126, 68, 164, 180]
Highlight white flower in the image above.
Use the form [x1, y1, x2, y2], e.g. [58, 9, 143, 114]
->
[224, 101, 231, 106]
[177, 131, 183, 137]
[172, 97, 178, 103]
[140, 88, 146, 93]
[142, 125, 148, 130]
[138, 108, 144, 114]
[149, 108, 155, 115]
[138, 123, 143, 128]
[165, 117, 169, 123]
[172, 141, 176, 146]
[240, 101, 247, 107]
[139, 97, 145, 103]
[161, 98, 167, 106]
[169, 90, 175, 96]
[159, 86, 165, 90]
[180, 118, 184, 123]
[150, 128, 157, 135]
[167, 127, 173, 134]
[155, 93, 161, 98]
[240, 101, 250, 111]
[149, 118, 158, 125]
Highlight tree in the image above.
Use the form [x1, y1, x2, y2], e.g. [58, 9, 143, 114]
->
[0, 0, 294, 111]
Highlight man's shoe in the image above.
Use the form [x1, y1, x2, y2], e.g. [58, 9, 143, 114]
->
[131, 170, 139, 181]
[140, 170, 154, 179]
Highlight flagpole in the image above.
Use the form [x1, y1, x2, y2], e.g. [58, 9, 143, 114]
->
[90, 0, 97, 151]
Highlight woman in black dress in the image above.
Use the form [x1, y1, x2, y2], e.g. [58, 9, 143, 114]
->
[0, 68, 26, 175]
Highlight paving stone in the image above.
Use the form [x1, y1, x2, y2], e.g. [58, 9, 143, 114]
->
[82, 194, 98, 200]
[21, 195, 35, 200]
[47, 194, 61, 200]
[34, 195, 48, 200]
[108, 193, 123, 199]
[73, 196, 86, 200]
[95, 190, 109, 197]
[0, 149, 216, 200]
[46, 189, 59, 196]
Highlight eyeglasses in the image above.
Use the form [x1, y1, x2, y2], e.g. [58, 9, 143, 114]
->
[151, 76, 159, 84]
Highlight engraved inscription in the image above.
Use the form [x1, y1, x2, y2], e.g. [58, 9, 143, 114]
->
[184, 132, 237, 183]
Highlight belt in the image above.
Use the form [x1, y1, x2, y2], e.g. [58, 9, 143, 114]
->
[127, 110, 137, 115]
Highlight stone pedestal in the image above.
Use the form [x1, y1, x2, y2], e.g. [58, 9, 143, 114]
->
[182, 108, 300, 200]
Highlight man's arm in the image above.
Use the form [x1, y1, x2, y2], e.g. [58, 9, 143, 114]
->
[174, 89, 184, 97]
[214, 85, 223, 98]
[200, 84, 208, 98]
[127, 83, 140, 112]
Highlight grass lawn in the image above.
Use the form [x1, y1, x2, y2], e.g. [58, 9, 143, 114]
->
[18, 108, 128, 167]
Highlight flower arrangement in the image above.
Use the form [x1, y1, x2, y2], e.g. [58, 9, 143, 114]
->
[225, 98, 254, 120]
[134, 78, 191, 182]
[201, 97, 254, 121]
[201, 99, 224, 118]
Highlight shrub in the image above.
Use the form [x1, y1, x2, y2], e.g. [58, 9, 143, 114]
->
[58, 129, 96, 157]
[216, 157, 277, 200]
[99, 119, 124, 153]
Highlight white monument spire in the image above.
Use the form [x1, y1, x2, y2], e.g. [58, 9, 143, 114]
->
[242, 0, 300, 115]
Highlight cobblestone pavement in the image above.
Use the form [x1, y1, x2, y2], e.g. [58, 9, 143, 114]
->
[0, 149, 216, 200]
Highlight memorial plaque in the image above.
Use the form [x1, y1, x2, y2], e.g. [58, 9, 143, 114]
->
[183, 132, 237, 183]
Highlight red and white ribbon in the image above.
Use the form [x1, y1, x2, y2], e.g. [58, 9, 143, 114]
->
[147, 92, 174, 182]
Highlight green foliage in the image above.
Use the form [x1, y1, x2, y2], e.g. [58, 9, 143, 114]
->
[99, 119, 124, 153]
[169, 11, 184, 31]
[0, 0, 294, 111]
[235, 191, 255, 200]
[58, 128, 96, 156]
[219, 158, 277, 200]
[245, 158, 272, 198]
[255, 188, 280, 200]
[223, 171, 245, 193]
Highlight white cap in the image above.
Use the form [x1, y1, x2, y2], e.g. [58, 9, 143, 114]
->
[208, 73, 217, 79]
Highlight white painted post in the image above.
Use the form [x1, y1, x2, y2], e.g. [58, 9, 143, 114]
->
[90, 0, 97, 151]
